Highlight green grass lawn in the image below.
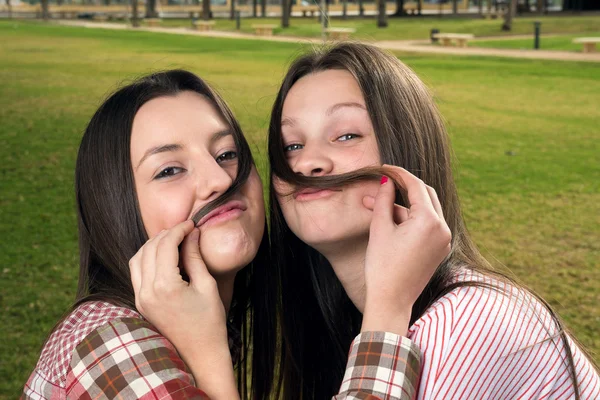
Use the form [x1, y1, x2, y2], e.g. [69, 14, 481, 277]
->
[119, 14, 600, 40]
[471, 32, 600, 51]
[1, 20, 599, 398]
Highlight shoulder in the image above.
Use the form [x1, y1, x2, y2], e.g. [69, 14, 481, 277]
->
[23, 301, 140, 397]
[65, 315, 197, 400]
[409, 268, 558, 347]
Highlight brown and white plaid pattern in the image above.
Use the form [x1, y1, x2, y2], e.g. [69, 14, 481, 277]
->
[22, 301, 208, 399]
[337, 332, 421, 400]
[23, 301, 420, 399]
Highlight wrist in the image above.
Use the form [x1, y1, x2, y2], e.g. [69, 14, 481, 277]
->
[361, 301, 412, 336]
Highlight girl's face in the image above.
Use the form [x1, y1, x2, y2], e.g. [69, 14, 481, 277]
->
[131, 91, 265, 276]
[276, 69, 381, 249]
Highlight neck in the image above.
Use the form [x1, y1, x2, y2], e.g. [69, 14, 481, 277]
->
[316, 237, 368, 313]
[215, 273, 236, 313]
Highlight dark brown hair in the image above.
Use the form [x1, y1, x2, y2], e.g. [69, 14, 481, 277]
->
[71, 70, 276, 399]
[267, 43, 594, 399]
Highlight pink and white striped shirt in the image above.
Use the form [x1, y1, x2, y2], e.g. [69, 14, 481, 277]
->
[407, 269, 599, 399]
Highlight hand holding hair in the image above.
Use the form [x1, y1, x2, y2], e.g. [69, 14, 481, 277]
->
[129, 220, 240, 400]
[361, 165, 452, 336]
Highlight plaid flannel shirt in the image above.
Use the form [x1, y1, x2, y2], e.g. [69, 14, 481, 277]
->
[22, 301, 421, 399]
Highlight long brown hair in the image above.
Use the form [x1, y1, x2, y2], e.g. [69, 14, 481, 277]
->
[67, 70, 277, 399]
[267, 43, 593, 399]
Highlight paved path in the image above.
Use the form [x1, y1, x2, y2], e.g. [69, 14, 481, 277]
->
[55, 20, 600, 63]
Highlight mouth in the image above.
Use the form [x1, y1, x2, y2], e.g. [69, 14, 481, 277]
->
[195, 200, 247, 228]
[293, 188, 341, 202]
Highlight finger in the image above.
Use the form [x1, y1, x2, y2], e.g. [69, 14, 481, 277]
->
[363, 195, 410, 224]
[381, 165, 434, 214]
[141, 229, 169, 288]
[154, 220, 195, 283]
[181, 227, 212, 284]
[129, 251, 142, 299]
[426, 185, 444, 220]
[370, 176, 397, 231]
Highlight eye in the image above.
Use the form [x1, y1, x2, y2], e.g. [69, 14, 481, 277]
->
[337, 133, 361, 142]
[154, 166, 185, 180]
[216, 151, 238, 164]
[283, 143, 304, 152]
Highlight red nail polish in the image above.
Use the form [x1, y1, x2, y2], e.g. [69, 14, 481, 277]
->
[380, 176, 388, 185]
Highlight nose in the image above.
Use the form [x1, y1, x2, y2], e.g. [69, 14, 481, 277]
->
[194, 158, 234, 201]
[291, 143, 334, 177]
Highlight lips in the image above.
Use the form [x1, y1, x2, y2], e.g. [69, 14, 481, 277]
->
[195, 200, 246, 227]
[293, 188, 341, 201]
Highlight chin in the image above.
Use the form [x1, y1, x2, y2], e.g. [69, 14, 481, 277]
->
[199, 224, 261, 276]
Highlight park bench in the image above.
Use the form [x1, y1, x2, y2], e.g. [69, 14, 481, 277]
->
[433, 33, 475, 48]
[573, 37, 600, 53]
[92, 14, 109, 22]
[296, 5, 320, 17]
[145, 18, 161, 27]
[325, 27, 356, 41]
[191, 20, 215, 31]
[252, 24, 277, 36]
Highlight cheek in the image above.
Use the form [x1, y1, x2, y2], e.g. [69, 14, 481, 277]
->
[137, 186, 194, 238]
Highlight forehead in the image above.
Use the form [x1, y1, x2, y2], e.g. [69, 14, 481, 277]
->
[130, 91, 228, 155]
[282, 69, 364, 113]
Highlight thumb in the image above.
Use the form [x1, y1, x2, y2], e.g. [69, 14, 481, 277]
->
[371, 176, 396, 232]
[181, 228, 211, 283]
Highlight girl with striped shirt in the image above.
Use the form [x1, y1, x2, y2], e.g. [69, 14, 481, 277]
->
[265, 42, 599, 399]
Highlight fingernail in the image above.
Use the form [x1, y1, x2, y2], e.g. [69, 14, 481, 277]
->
[380, 176, 388, 185]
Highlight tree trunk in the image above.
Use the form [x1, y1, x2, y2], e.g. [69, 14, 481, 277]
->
[261, 0, 266, 17]
[452, 0, 457, 14]
[342, 0, 347, 19]
[377, 0, 387, 27]
[132, 0, 140, 27]
[417, 0, 421, 15]
[253, 0, 257, 17]
[536, 0, 544, 13]
[41, 0, 49, 20]
[7, 0, 12, 19]
[394, 0, 404, 16]
[502, 0, 516, 30]
[202, 0, 211, 20]
[281, 0, 290, 27]
[478, 0, 483, 15]
[230, 0, 235, 20]
[146, 0, 158, 18]
[358, 0, 364, 16]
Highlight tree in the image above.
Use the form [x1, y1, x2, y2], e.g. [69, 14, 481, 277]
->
[146, 0, 158, 18]
[41, 0, 49, 20]
[452, 0, 457, 14]
[502, 0, 517, 30]
[358, 0, 364, 16]
[281, 0, 290, 27]
[377, 0, 387, 27]
[261, 0, 266, 17]
[253, 0, 257, 17]
[7, 0, 12, 19]
[342, 0, 348, 19]
[202, 0, 211, 20]
[131, 0, 140, 27]
[394, 0, 404, 16]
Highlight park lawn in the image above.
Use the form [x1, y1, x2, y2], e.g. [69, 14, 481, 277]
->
[471, 31, 600, 51]
[1, 20, 599, 398]
[120, 14, 600, 40]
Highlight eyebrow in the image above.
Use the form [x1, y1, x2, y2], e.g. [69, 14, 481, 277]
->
[135, 129, 232, 170]
[281, 102, 367, 128]
[326, 102, 367, 116]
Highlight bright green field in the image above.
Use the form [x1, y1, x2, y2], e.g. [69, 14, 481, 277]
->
[471, 32, 600, 51]
[1, 20, 599, 398]
[120, 14, 600, 40]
